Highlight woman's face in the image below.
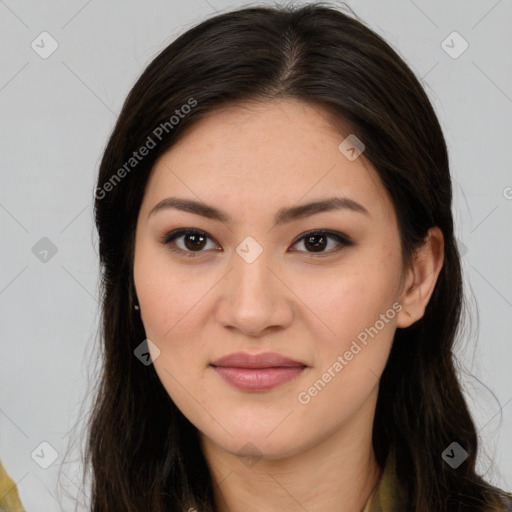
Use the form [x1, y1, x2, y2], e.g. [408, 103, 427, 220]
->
[133, 99, 410, 460]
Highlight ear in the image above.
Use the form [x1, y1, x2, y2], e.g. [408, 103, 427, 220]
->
[396, 227, 445, 328]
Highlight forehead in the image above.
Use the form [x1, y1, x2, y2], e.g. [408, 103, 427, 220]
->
[141, 99, 393, 223]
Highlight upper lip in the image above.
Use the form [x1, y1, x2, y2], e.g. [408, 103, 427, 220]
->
[210, 352, 306, 369]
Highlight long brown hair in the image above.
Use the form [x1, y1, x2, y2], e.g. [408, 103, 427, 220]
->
[78, 3, 511, 510]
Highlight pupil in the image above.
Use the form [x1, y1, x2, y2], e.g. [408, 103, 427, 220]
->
[185, 233, 206, 251]
[305, 234, 327, 252]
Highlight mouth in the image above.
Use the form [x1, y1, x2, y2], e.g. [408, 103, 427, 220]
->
[210, 351, 308, 392]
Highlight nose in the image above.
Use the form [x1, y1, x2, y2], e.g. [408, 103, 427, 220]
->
[215, 248, 294, 338]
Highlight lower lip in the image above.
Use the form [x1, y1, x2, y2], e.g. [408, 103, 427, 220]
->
[211, 365, 306, 391]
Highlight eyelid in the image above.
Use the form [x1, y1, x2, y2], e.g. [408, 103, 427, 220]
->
[290, 229, 352, 247]
[159, 228, 221, 257]
[290, 229, 353, 257]
[160, 228, 353, 257]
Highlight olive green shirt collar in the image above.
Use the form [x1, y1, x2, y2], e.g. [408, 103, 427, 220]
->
[361, 447, 402, 512]
[361, 447, 512, 512]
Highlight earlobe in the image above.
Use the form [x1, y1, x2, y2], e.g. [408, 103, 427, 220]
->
[396, 227, 445, 328]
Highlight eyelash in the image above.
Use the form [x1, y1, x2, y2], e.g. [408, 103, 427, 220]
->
[159, 228, 353, 258]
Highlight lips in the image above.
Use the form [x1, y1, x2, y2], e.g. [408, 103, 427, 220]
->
[210, 352, 307, 392]
[210, 351, 306, 369]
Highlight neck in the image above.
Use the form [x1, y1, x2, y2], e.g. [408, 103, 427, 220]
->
[199, 391, 382, 512]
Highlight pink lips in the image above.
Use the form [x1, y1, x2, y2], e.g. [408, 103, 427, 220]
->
[210, 352, 307, 392]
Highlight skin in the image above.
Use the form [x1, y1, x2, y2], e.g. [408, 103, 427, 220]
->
[133, 98, 444, 512]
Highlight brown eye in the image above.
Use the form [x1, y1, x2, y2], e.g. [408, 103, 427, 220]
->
[304, 233, 329, 252]
[290, 230, 353, 255]
[161, 228, 353, 258]
[162, 228, 219, 257]
[182, 232, 207, 251]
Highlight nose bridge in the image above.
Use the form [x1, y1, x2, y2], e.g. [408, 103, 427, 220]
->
[235, 243, 270, 292]
[216, 236, 292, 335]
[232, 239, 275, 306]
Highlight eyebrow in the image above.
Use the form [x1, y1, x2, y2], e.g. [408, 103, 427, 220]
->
[148, 195, 370, 225]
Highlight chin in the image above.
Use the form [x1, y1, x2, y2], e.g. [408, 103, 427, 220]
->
[203, 425, 310, 461]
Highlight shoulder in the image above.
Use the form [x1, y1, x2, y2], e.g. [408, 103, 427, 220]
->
[0, 459, 26, 512]
[502, 492, 512, 511]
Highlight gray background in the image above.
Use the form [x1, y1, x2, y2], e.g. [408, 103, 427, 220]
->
[1, 0, 511, 510]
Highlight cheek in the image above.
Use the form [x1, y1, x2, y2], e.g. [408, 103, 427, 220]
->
[307, 260, 398, 328]
[299, 251, 401, 368]
[133, 253, 216, 400]
[134, 243, 206, 338]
